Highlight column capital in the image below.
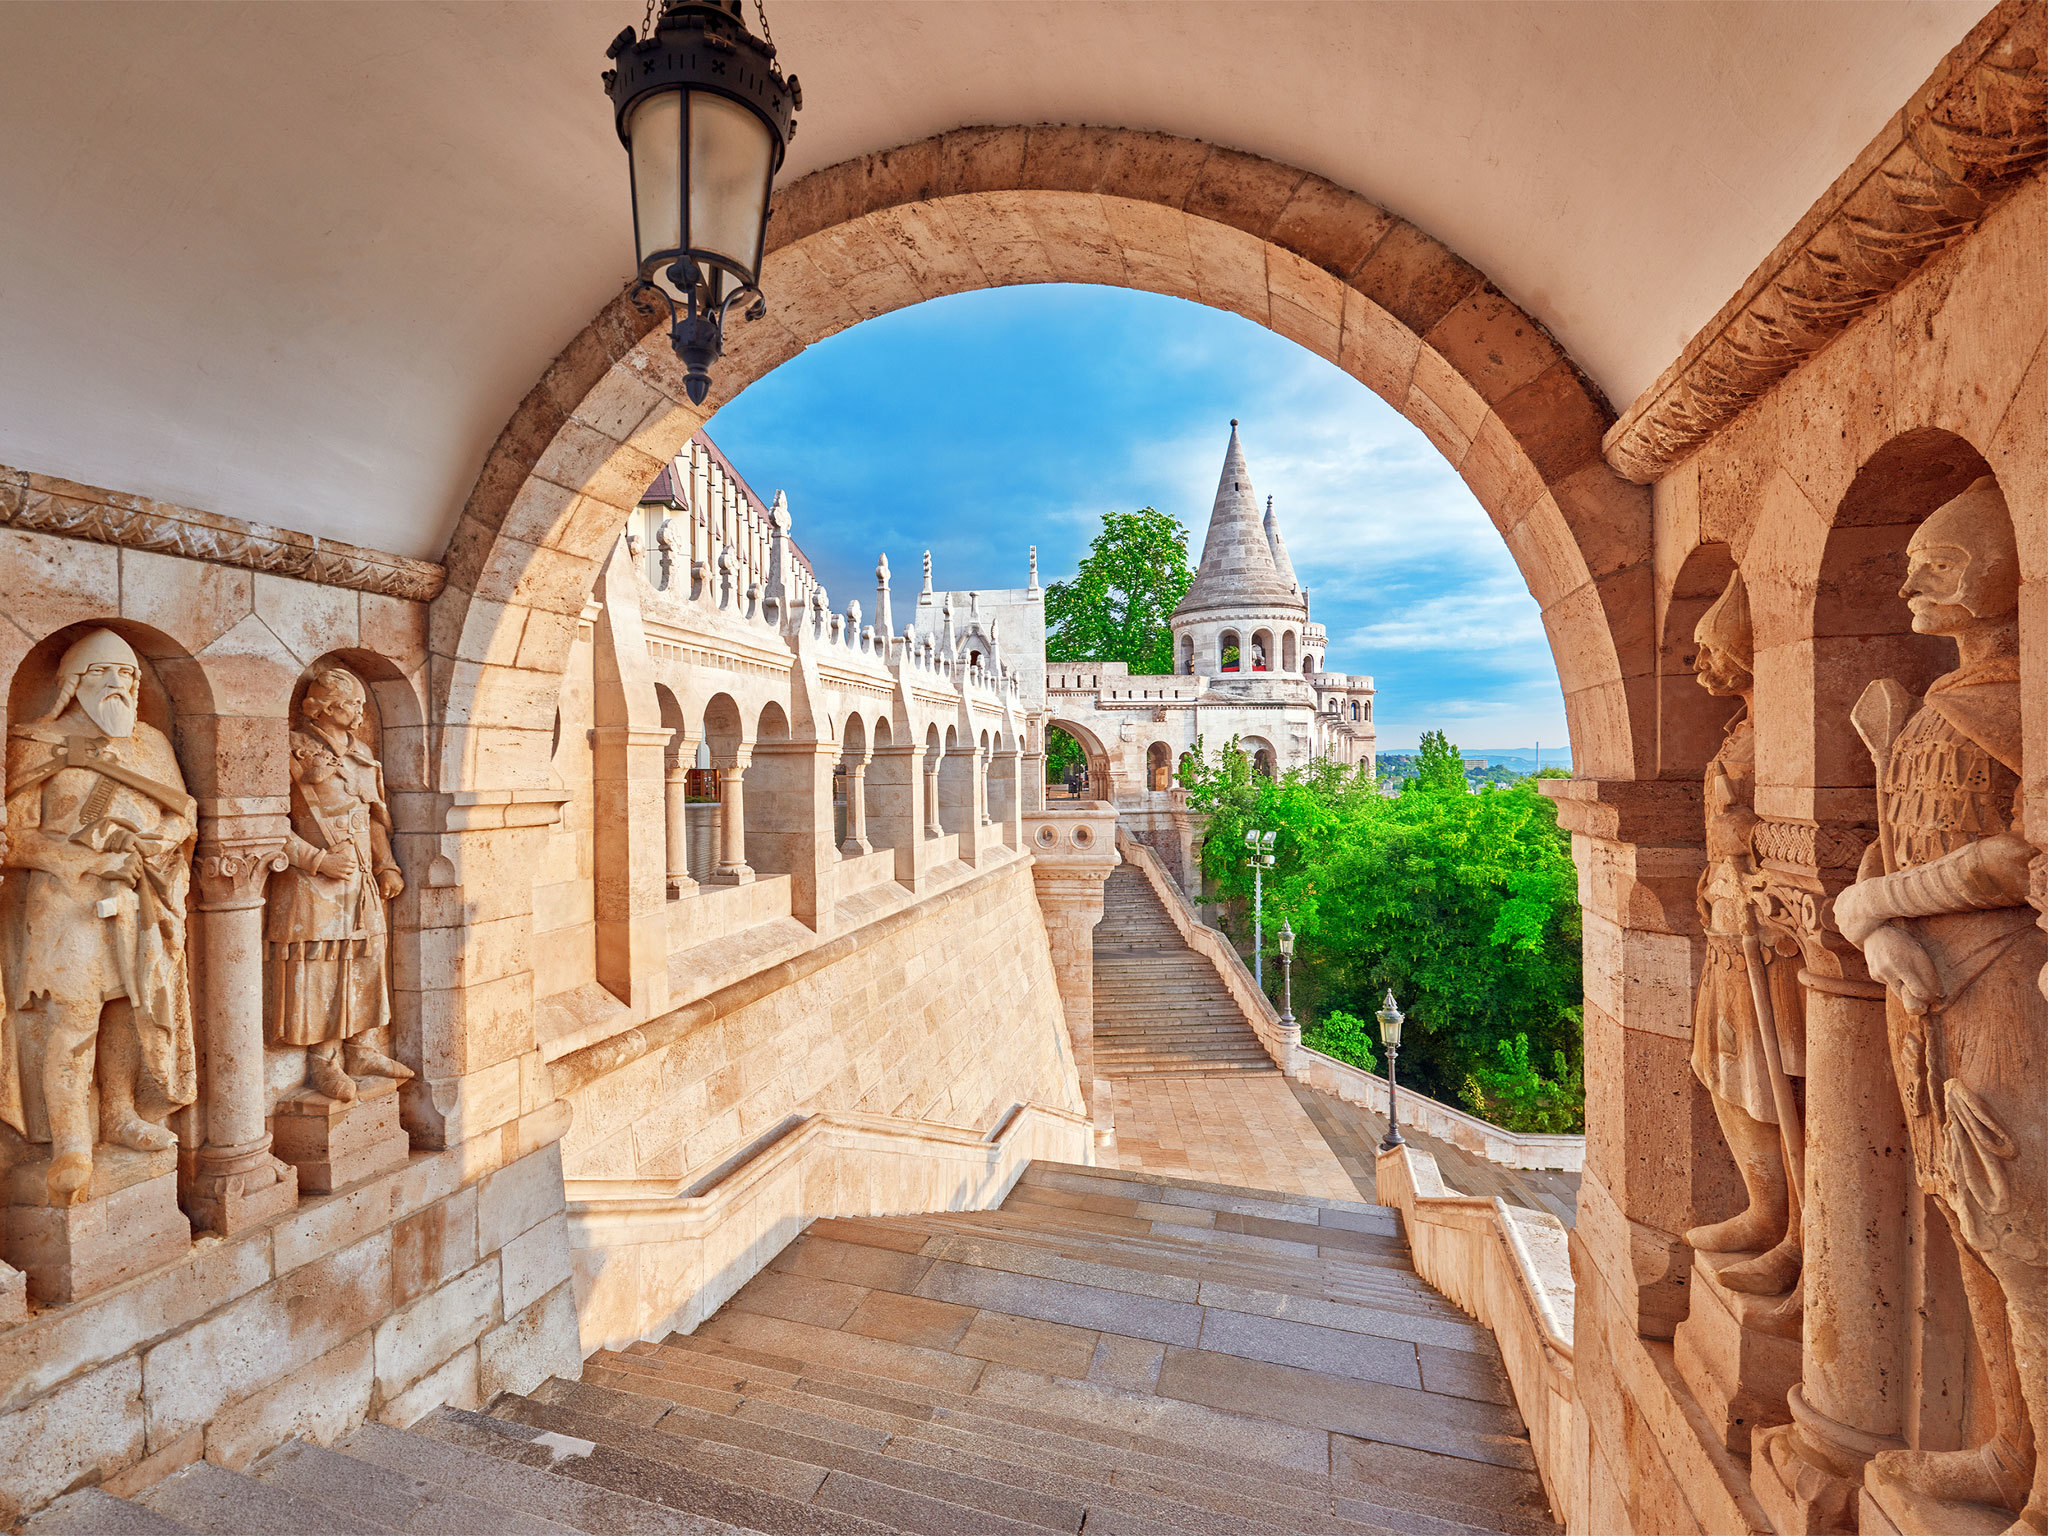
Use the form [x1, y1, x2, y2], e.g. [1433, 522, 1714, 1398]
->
[193, 840, 288, 910]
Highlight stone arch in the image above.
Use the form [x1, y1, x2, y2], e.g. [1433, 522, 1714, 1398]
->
[1219, 630, 1241, 673]
[436, 126, 1647, 808]
[1146, 740, 1172, 791]
[1178, 634, 1194, 675]
[1281, 629, 1298, 673]
[1046, 716, 1111, 801]
[1250, 629, 1274, 672]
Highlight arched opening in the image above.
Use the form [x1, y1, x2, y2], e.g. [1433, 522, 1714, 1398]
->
[1219, 631, 1241, 674]
[1146, 740, 1172, 792]
[1242, 735, 1277, 780]
[1303, 654, 1318, 675]
[742, 701, 793, 878]
[1178, 634, 1194, 675]
[1250, 629, 1273, 672]
[838, 712, 870, 857]
[1281, 630, 1298, 673]
[865, 716, 894, 854]
[1045, 718, 1111, 802]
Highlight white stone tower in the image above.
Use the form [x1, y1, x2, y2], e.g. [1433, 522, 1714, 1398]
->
[1169, 422, 1311, 677]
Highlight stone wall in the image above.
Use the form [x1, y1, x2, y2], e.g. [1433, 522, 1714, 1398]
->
[1572, 59, 2048, 1535]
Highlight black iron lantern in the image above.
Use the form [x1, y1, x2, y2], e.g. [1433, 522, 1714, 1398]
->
[603, 0, 800, 404]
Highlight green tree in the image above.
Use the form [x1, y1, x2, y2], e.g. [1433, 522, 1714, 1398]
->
[1181, 734, 1582, 1124]
[1044, 508, 1193, 678]
[1411, 728, 1467, 793]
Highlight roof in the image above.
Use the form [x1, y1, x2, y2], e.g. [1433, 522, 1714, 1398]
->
[1173, 423, 1307, 621]
[642, 430, 815, 583]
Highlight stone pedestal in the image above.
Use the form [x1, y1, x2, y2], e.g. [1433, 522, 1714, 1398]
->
[3, 1145, 189, 1304]
[1861, 1475, 2010, 1536]
[269, 1076, 409, 1193]
[1671, 1248, 1799, 1455]
[182, 1139, 298, 1234]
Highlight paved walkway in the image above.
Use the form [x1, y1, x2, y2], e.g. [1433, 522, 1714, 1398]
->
[1106, 1074, 1360, 1201]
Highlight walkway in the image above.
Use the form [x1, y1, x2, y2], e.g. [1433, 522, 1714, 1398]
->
[1093, 864, 1357, 1201]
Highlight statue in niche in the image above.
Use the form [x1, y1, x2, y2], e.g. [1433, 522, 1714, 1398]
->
[1682, 573, 1806, 1298]
[1836, 477, 2048, 1530]
[267, 665, 411, 1103]
[0, 630, 196, 1203]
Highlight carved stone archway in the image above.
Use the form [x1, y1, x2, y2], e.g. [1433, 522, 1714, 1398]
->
[429, 125, 1652, 803]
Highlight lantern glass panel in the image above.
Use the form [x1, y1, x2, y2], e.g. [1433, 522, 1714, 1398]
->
[629, 89, 684, 266]
[688, 90, 774, 278]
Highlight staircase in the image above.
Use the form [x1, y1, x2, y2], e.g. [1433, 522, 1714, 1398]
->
[34, 1162, 1554, 1536]
[1093, 865, 1274, 1077]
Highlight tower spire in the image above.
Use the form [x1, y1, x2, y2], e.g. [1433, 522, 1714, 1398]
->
[1172, 420, 1304, 620]
[1264, 494, 1300, 593]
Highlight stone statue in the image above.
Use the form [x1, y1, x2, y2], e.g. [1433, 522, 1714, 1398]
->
[0, 630, 197, 1203]
[267, 666, 411, 1103]
[1682, 573, 1806, 1297]
[1835, 477, 2047, 1530]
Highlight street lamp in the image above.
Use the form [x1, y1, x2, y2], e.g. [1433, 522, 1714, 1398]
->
[1243, 828, 1276, 987]
[1276, 920, 1295, 1029]
[603, 0, 802, 405]
[1377, 989, 1406, 1151]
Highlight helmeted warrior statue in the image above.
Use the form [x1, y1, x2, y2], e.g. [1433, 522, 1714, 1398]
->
[0, 630, 196, 1204]
[1683, 573, 1806, 1300]
[267, 665, 411, 1103]
[1837, 477, 2048, 1532]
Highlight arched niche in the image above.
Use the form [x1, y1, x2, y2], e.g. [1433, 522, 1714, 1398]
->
[1656, 543, 1744, 781]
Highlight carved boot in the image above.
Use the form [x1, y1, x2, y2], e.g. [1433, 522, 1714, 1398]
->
[343, 1041, 413, 1082]
[308, 1046, 358, 1104]
[45, 1149, 92, 1206]
[1719, 1236, 1801, 1296]
[103, 1114, 176, 1154]
[1874, 1438, 2030, 1512]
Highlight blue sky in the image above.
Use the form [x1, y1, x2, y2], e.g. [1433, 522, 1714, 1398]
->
[704, 284, 1568, 757]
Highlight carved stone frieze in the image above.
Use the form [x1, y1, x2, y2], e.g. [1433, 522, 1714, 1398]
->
[0, 465, 446, 602]
[193, 841, 289, 910]
[1606, 6, 2048, 482]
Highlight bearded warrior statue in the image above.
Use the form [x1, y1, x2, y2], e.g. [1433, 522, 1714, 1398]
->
[267, 666, 411, 1102]
[0, 630, 196, 1204]
[1683, 573, 1806, 1299]
[1836, 478, 2048, 1531]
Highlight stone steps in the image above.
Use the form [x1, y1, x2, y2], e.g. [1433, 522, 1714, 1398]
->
[462, 1160, 1553, 1536]
[22, 1406, 762, 1536]
[1091, 865, 1279, 1078]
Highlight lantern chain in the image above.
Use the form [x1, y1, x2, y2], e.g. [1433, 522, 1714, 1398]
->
[641, 0, 657, 40]
[753, 0, 776, 52]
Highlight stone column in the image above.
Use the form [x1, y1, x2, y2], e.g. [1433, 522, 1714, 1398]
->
[711, 749, 755, 884]
[1754, 968, 1910, 1534]
[1025, 807, 1119, 1118]
[665, 754, 695, 897]
[746, 740, 838, 931]
[187, 839, 299, 1234]
[923, 753, 942, 838]
[592, 723, 673, 1014]
[841, 758, 873, 855]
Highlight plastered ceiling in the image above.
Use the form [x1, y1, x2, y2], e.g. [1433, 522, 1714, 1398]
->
[0, 1, 1985, 561]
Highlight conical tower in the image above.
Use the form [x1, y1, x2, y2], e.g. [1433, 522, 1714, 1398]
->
[1264, 496, 1301, 594]
[1170, 422, 1308, 677]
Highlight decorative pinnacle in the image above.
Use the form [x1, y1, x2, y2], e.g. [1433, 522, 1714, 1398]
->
[920, 551, 933, 597]
[876, 552, 890, 585]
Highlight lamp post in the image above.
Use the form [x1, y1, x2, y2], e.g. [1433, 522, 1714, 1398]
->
[1276, 920, 1295, 1029]
[603, 0, 801, 405]
[1243, 827, 1276, 987]
[1377, 989, 1406, 1151]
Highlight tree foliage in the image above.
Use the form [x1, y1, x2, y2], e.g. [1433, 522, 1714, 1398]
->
[1182, 734, 1582, 1130]
[1044, 508, 1193, 678]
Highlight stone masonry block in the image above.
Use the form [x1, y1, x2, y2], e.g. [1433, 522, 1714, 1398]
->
[477, 1141, 565, 1255]
[478, 1279, 583, 1401]
[0, 1357, 145, 1517]
[204, 1334, 374, 1471]
[373, 1261, 498, 1402]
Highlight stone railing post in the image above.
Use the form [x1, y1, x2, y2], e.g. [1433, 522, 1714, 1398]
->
[188, 837, 299, 1233]
[1024, 803, 1119, 1116]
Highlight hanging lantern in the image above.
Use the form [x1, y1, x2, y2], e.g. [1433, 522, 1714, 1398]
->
[603, 0, 800, 404]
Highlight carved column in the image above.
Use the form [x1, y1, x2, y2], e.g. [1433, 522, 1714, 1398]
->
[711, 749, 754, 884]
[923, 751, 942, 839]
[187, 840, 299, 1234]
[1751, 826, 1910, 1535]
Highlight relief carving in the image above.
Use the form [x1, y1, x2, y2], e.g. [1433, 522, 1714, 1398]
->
[1683, 573, 1807, 1301]
[0, 631, 197, 1204]
[1606, 10, 2048, 483]
[267, 666, 412, 1103]
[1836, 478, 2048, 1531]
